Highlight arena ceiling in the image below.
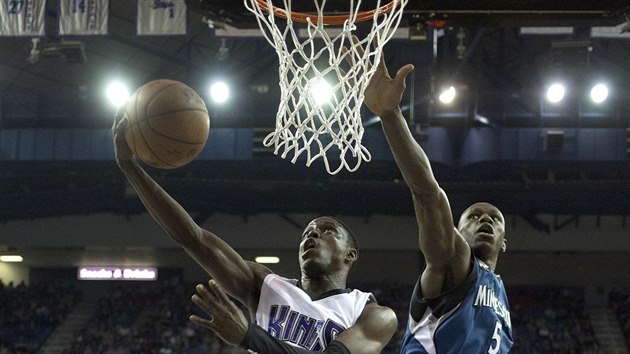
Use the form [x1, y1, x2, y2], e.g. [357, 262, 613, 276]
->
[1, 0, 630, 223]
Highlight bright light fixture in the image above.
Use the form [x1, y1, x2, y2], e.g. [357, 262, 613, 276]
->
[255, 256, 280, 264]
[546, 83, 565, 103]
[210, 81, 229, 104]
[105, 81, 130, 108]
[309, 78, 333, 105]
[0, 255, 23, 263]
[590, 83, 609, 104]
[438, 86, 456, 104]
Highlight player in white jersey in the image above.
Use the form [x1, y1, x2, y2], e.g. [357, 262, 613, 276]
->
[192, 272, 383, 353]
[254, 273, 375, 351]
[112, 120, 397, 353]
[112, 119, 396, 351]
[191, 268, 379, 353]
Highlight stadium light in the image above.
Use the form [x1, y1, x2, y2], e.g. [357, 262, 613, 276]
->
[590, 83, 609, 104]
[0, 255, 23, 263]
[255, 256, 280, 264]
[105, 81, 130, 108]
[210, 81, 230, 104]
[546, 83, 566, 103]
[309, 78, 333, 106]
[438, 86, 456, 104]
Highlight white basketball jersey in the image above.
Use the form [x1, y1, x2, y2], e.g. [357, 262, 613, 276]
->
[255, 274, 373, 351]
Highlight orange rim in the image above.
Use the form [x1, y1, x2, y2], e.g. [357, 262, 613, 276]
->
[254, 0, 398, 25]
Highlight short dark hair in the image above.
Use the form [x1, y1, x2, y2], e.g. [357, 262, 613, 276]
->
[320, 216, 359, 271]
[340, 219, 359, 252]
[318, 216, 359, 252]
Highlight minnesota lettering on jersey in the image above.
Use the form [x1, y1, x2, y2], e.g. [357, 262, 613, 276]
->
[473, 284, 511, 328]
[266, 305, 345, 350]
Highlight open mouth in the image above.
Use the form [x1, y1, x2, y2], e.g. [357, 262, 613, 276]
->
[303, 239, 317, 252]
[477, 223, 494, 235]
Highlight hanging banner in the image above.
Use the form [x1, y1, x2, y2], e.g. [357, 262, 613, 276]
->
[136, 0, 186, 36]
[0, 0, 46, 37]
[59, 0, 109, 36]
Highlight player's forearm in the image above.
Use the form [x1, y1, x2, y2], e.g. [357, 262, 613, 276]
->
[241, 324, 351, 354]
[119, 159, 200, 247]
[380, 108, 440, 197]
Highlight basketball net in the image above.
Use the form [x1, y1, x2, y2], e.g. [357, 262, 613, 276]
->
[245, 0, 408, 174]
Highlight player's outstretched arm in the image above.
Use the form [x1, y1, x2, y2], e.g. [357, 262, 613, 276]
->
[112, 110, 269, 308]
[190, 280, 397, 354]
[362, 47, 470, 296]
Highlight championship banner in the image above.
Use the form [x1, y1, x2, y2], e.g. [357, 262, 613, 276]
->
[0, 0, 46, 37]
[136, 0, 186, 36]
[59, 0, 109, 36]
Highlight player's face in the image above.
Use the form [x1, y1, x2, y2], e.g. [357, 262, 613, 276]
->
[298, 217, 351, 276]
[458, 203, 506, 262]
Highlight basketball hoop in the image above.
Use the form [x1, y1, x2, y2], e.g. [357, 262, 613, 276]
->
[254, 0, 400, 25]
[245, 0, 408, 174]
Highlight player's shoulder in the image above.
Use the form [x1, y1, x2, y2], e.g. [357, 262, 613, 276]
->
[245, 260, 275, 283]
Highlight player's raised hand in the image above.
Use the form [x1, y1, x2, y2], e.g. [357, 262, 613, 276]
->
[190, 279, 250, 346]
[353, 36, 414, 118]
[112, 105, 134, 165]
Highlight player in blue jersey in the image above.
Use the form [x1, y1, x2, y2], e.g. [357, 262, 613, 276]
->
[365, 47, 514, 354]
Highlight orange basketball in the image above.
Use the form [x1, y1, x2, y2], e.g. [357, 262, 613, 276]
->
[123, 79, 210, 169]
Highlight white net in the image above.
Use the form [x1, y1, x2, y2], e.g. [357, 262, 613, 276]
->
[245, 0, 408, 174]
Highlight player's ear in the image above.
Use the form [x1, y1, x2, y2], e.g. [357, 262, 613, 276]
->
[345, 248, 358, 263]
[501, 238, 507, 253]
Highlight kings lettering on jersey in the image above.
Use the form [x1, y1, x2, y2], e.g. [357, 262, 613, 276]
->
[266, 305, 346, 350]
[473, 284, 511, 328]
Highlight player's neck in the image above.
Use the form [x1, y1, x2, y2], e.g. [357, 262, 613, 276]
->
[473, 248, 499, 272]
[481, 258, 497, 272]
[299, 274, 347, 295]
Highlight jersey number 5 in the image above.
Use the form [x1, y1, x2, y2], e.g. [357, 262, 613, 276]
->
[488, 321, 502, 354]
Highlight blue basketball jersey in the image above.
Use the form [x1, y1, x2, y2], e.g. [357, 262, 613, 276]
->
[401, 256, 513, 354]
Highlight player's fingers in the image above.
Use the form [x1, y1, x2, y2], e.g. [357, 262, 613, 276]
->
[374, 51, 386, 74]
[345, 36, 372, 78]
[113, 115, 129, 139]
[112, 112, 120, 133]
[373, 35, 381, 50]
[351, 35, 364, 57]
[194, 290, 224, 318]
[112, 104, 127, 129]
[339, 68, 356, 86]
[340, 46, 352, 67]
[207, 279, 231, 305]
[342, 39, 362, 72]
[112, 107, 120, 130]
[196, 283, 226, 312]
[206, 281, 244, 317]
[189, 314, 214, 329]
[195, 283, 214, 302]
[394, 64, 415, 86]
[192, 293, 216, 315]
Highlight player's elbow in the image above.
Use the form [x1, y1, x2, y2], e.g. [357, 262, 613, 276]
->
[175, 224, 205, 249]
[373, 307, 399, 342]
[383, 309, 398, 337]
[409, 182, 443, 206]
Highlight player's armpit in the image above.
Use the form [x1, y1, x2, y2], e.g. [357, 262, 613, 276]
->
[185, 230, 271, 308]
